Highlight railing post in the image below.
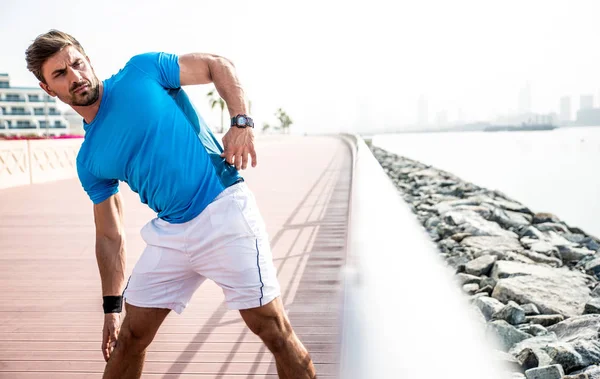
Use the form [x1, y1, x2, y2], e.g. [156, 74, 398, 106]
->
[27, 139, 33, 184]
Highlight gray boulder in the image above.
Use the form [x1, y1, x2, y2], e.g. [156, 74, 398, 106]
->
[507, 210, 533, 224]
[484, 197, 532, 214]
[563, 373, 591, 379]
[533, 213, 563, 225]
[526, 315, 565, 327]
[536, 223, 571, 234]
[476, 285, 494, 295]
[491, 262, 591, 317]
[463, 236, 525, 253]
[480, 276, 498, 289]
[519, 324, 550, 337]
[562, 373, 589, 379]
[525, 240, 559, 257]
[493, 301, 527, 325]
[585, 298, 600, 314]
[473, 296, 505, 321]
[522, 303, 541, 316]
[544, 343, 586, 373]
[524, 364, 564, 379]
[463, 283, 479, 294]
[564, 233, 588, 244]
[495, 349, 526, 373]
[438, 238, 460, 253]
[510, 334, 559, 367]
[407, 167, 440, 178]
[473, 249, 537, 265]
[546, 231, 578, 248]
[585, 258, 600, 276]
[456, 273, 481, 286]
[559, 246, 595, 264]
[582, 237, 600, 252]
[519, 249, 563, 267]
[569, 365, 600, 378]
[435, 198, 483, 214]
[547, 315, 600, 343]
[491, 208, 532, 229]
[443, 210, 519, 238]
[425, 215, 441, 229]
[517, 347, 540, 371]
[465, 255, 498, 276]
[519, 226, 548, 240]
[545, 340, 600, 373]
[487, 320, 532, 351]
[491, 261, 555, 280]
[450, 232, 471, 242]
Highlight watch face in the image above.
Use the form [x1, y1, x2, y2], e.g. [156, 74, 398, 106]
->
[237, 116, 247, 126]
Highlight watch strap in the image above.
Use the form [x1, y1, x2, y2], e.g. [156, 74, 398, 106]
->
[231, 114, 254, 128]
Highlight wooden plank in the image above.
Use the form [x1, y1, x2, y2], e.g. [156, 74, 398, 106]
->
[0, 351, 337, 363]
[0, 136, 351, 377]
[0, 342, 338, 353]
[0, 332, 338, 344]
[0, 361, 338, 375]
[0, 325, 339, 334]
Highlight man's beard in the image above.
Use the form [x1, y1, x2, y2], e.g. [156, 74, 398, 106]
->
[70, 78, 100, 106]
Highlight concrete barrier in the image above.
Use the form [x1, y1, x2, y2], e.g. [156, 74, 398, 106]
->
[339, 134, 511, 379]
[0, 139, 82, 189]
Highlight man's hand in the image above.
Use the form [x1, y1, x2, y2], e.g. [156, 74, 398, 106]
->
[220, 127, 257, 170]
[102, 313, 121, 362]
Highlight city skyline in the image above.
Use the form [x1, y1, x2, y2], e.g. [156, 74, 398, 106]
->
[2, 0, 599, 134]
[416, 86, 600, 128]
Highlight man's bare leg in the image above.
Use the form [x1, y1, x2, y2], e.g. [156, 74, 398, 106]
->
[240, 297, 316, 378]
[103, 303, 171, 379]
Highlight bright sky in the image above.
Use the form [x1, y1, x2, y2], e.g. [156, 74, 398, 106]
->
[2, 0, 599, 134]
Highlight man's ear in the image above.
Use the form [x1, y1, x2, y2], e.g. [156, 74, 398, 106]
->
[39, 82, 56, 97]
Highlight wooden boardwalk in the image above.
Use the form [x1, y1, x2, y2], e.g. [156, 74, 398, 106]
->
[0, 136, 352, 378]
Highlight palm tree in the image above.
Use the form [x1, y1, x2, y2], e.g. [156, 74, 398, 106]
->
[275, 108, 293, 134]
[207, 89, 226, 133]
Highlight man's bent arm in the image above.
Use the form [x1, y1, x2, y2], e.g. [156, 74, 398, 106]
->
[94, 193, 127, 297]
[178, 53, 248, 118]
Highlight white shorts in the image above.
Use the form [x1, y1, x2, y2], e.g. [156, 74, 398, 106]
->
[123, 182, 281, 314]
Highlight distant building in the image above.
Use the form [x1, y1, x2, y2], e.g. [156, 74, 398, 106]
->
[494, 112, 558, 127]
[417, 95, 428, 127]
[559, 96, 571, 123]
[435, 110, 448, 128]
[518, 82, 532, 113]
[576, 108, 600, 126]
[63, 109, 84, 135]
[0, 73, 71, 137]
[456, 108, 465, 125]
[580, 95, 594, 110]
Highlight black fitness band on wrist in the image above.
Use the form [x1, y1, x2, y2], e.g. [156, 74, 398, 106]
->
[103, 296, 123, 314]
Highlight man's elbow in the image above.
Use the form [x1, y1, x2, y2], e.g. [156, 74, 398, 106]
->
[218, 55, 235, 68]
[208, 54, 236, 73]
[96, 231, 125, 248]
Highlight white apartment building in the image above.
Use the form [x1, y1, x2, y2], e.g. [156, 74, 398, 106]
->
[0, 73, 74, 137]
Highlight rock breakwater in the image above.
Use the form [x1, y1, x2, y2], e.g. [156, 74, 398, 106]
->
[370, 143, 600, 378]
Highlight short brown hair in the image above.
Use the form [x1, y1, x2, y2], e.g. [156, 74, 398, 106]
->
[25, 30, 87, 83]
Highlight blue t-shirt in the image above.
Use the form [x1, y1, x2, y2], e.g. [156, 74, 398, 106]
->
[76, 52, 242, 224]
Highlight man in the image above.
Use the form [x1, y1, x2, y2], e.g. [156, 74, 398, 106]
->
[25, 30, 316, 379]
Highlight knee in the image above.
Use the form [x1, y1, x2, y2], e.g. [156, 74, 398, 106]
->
[118, 323, 154, 355]
[248, 315, 291, 353]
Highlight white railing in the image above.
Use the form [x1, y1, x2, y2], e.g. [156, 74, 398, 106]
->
[338, 135, 511, 379]
[0, 139, 82, 189]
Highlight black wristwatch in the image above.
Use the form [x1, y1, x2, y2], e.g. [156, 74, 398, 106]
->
[231, 114, 254, 128]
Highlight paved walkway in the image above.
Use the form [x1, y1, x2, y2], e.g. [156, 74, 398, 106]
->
[0, 136, 352, 378]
